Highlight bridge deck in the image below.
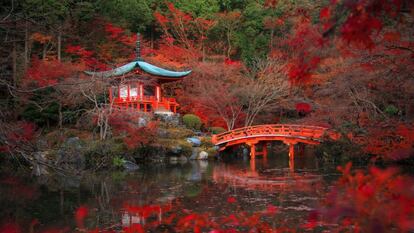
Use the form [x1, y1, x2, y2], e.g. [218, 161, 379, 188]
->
[212, 124, 337, 147]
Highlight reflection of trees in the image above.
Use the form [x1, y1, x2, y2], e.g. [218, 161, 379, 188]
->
[0, 159, 331, 231]
[77, 161, 212, 229]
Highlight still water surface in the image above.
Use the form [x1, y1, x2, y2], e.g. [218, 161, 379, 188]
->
[1, 150, 343, 231]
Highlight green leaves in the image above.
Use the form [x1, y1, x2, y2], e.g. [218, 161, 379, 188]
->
[97, 0, 157, 31]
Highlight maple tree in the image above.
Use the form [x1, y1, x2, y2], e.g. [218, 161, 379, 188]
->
[153, 2, 216, 62]
[179, 61, 244, 130]
[241, 56, 290, 127]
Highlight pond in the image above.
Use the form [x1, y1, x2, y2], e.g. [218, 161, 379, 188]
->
[0, 147, 409, 232]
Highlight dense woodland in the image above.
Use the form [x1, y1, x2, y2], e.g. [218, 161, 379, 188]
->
[0, 0, 414, 163]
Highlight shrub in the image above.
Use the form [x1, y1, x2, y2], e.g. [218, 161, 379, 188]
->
[209, 127, 226, 134]
[182, 114, 202, 130]
[165, 127, 194, 139]
[158, 138, 193, 157]
[384, 105, 399, 116]
[200, 136, 214, 147]
[206, 146, 218, 159]
[112, 156, 126, 168]
[83, 139, 126, 169]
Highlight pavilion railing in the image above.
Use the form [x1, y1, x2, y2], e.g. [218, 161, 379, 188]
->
[113, 96, 177, 104]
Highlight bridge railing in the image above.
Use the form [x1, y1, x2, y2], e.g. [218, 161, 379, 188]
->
[212, 124, 335, 145]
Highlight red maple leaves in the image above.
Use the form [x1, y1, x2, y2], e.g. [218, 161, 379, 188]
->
[75, 206, 89, 229]
[296, 103, 312, 114]
[324, 163, 414, 232]
[288, 56, 321, 85]
[108, 110, 158, 150]
[0, 122, 36, 153]
[25, 58, 81, 87]
[341, 13, 382, 49]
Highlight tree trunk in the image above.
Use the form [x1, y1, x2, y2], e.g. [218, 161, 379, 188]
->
[227, 30, 232, 58]
[270, 28, 274, 51]
[57, 29, 62, 61]
[12, 41, 17, 87]
[59, 103, 63, 130]
[24, 21, 29, 69]
[151, 24, 154, 49]
[42, 43, 47, 60]
[202, 41, 205, 62]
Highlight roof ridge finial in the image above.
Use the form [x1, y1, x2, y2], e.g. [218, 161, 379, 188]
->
[135, 32, 143, 61]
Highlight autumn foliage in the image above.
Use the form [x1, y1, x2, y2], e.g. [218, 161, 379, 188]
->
[24, 58, 81, 87]
[108, 109, 158, 150]
[153, 2, 215, 62]
[349, 122, 414, 160]
[322, 163, 414, 232]
[0, 122, 36, 154]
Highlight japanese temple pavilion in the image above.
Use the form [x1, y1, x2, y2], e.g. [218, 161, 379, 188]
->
[85, 34, 191, 114]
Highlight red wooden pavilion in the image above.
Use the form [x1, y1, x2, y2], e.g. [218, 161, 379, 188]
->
[85, 34, 191, 114]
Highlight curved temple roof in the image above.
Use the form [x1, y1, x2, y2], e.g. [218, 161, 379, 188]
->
[85, 61, 191, 78]
[84, 61, 137, 78]
[85, 33, 191, 79]
[137, 61, 192, 77]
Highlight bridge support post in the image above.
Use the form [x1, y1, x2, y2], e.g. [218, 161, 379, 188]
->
[250, 143, 256, 159]
[289, 143, 295, 171]
[262, 142, 268, 164]
[262, 143, 268, 157]
[288, 143, 294, 160]
[250, 157, 256, 172]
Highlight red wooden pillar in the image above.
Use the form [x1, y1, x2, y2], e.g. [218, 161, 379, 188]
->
[249, 142, 257, 172]
[263, 142, 268, 164]
[118, 86, 121, 99]
[250, 143, 256, 160]
[289, 143, 295, 171]
[144, 104, 147, 112]
[156, 85, 161, 101]
[250, 157, 256, 172]
[173, 105, 177, 113]
[154, 99, 158, 111]
[288, 143, 294, 160]
[139, 83, 143, 100]
[127, 84, 130, 100]
[109, 87, 113, 103]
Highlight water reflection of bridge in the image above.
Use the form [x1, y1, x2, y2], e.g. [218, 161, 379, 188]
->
[212, 164, 322, 193]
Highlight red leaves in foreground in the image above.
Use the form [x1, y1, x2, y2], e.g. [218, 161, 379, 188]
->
[0, 222, 21, 233]
[301, 211, 319, 229]
[324, 163, 414, 232]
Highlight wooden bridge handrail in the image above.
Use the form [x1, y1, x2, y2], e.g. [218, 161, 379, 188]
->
[212, 124, 336, 145]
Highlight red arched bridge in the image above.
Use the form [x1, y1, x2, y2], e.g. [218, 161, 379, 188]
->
[211, 124, 340, 161]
